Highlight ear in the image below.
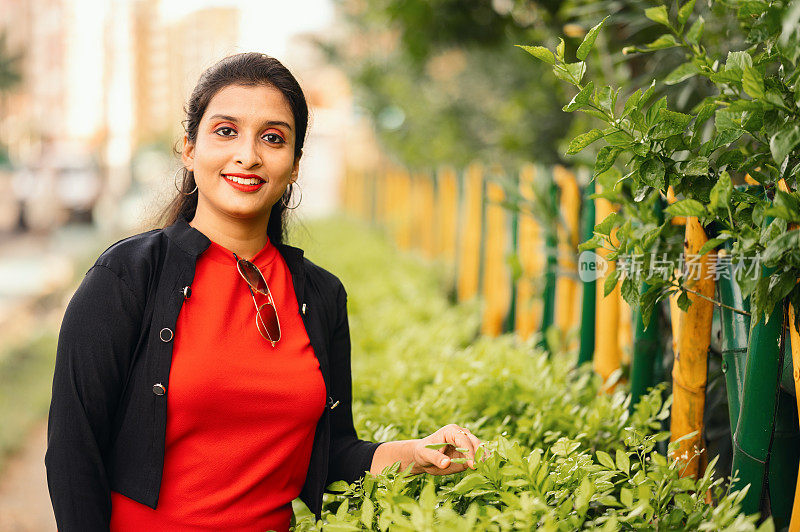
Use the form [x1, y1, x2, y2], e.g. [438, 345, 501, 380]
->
[181, 134, 195, 171]
[290, 150, 302, 184]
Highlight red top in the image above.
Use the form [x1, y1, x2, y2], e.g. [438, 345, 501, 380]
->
[110, 236, 326, 531]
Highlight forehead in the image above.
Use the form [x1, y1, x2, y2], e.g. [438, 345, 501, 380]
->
[203, 84, 294, 126]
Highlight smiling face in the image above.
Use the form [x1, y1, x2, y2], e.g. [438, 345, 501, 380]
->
[181, 83, 300, 228]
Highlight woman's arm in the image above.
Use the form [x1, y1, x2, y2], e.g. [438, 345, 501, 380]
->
[369, 425, 482, 476]
[45, 264, 143, 531]
[326, 281, 482, 481]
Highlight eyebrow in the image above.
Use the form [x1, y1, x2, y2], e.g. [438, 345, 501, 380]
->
[208, 114, 293, 131]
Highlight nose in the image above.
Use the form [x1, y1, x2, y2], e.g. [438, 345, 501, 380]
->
[234, 138, 262, 169]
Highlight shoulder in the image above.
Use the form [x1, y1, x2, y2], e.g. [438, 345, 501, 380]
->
[89, 227, 166, 294]
[303, 257, 347, 310]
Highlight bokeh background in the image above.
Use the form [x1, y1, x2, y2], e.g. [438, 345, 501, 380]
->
[0, 1, 741, 529]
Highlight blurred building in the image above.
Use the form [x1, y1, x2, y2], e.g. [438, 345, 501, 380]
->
[0, 0, 358, 232]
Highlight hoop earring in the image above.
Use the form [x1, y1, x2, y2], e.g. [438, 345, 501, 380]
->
[173, 167, 198, 196]
[280, 182, 302, 210]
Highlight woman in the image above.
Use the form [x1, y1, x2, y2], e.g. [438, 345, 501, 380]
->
[45, 52, 481, 532]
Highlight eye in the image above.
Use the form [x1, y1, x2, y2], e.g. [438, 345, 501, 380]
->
[263, 132, 285, 144]
[214, 126, 236, 137]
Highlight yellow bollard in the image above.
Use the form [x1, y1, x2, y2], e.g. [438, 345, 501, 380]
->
[515, 164, 543, 340]
[419, 173, 437, 259]
[436, 165, 459, 266]
[396, 168, 413, 251]
[481, 176, 511, 336]
[619, 291, 633, 365]
[670, 217, 716, 479]
[553, 165, 581, 348]
[457, 162, 484, 303]
[594, 190, 621, 388]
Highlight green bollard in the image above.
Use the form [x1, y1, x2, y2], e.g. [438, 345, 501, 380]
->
[767, 387, 800, 530]
[538, 177, 558, 352]
[577, 180, 596, 367]
[629, 198, 665, 413]
[717, 257, 750, 437]
[730, 265, 785, 517]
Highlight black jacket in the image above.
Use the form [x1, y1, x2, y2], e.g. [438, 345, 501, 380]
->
[45, 214, 381, 531]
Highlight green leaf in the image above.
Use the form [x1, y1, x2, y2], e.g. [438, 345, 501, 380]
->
[556, 38, 565, 61]
[604, 268, 620, 297]
[567, 129, 604, 155]
[360, 497, 374, 528]
[595, 212, 620, 235]
[645, 5, 670, 27]
[681, 156, 709, 176]
[577, 16, 609, 61]
[698, 237, 729, 257]
[770, 124, 800, 165]
[516, 45, 555, 65]
[594, 146, 623, 176]
[596, 450, 616, 469]
[615, 449, 631, 474]
[651, 108, 692, 139]
[645, 34, 680, 50]
[621, 277, 639, 305]
[742, 66, 765, 99]
[677, 290, 692, 311]
[664, 62, 701, 85]
[709, 171, 732, 211]
[726, 50, 753, 72]
[666, 199, 706, 217]
[686, 16, 705, 44]
[640, 157, 666, 189]
[554, 61, 587, 84]
[622, 88, 643, 117]
[563, 81, 594, 112]
[678, 0, 696, 26]
[579, 234, 605, 251]
[762, 229, 800, 264]
[765, 190, 800, 223]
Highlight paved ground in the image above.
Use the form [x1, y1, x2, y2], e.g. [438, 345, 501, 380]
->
[0, 421, 55, 531]
[0, 223, 111, 531]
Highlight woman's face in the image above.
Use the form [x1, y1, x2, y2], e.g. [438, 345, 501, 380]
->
[182, 83, 300, 223]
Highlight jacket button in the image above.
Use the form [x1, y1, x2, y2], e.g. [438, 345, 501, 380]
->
[183, 286, 192, 299]
[301, 303, 307, 315]
[153, 383, 166, 396]
[159, 327, 173, 342]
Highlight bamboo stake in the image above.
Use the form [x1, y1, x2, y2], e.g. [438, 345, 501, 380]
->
[481, 178, 511, 336]
[577, 178, 596, 366]
[456, 163, 484, 302]
[515, 164, 542, 340]
[594, 190, 621, 388]
[669, 217, 716, 479]
[553, 166, 581, 347]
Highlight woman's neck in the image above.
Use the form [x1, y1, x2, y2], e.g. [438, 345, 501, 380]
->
[189, 206, 271, 261]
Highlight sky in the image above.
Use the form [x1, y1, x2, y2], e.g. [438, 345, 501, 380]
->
[161, 0, 335, 59]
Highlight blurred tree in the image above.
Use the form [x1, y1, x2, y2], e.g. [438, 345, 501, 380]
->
[0, 31, 22, 167]
[321, 0, 739, 171]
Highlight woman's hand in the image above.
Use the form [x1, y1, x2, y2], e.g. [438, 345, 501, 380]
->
[408, 424, 483, 475]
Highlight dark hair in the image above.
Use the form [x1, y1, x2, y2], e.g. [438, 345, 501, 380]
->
[152, 52, 308, 246]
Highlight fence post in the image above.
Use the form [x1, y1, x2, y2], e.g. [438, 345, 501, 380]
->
[515, 164, 542, 341]
[629, 200, 665, 413]
[787, 303, 800, 531]
[730, 267, 784, 515]
[669, 216, 716, 479]
[553, 166, 581, 350]
[594, 188, 621, 386]
[538, 167, 558, 352]
[481, 174, 511, 336]
[456, 162, 484, 303]
[577, 178, 596, 366]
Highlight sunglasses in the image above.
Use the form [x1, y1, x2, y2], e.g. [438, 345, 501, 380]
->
[233, 253, 280, 346]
